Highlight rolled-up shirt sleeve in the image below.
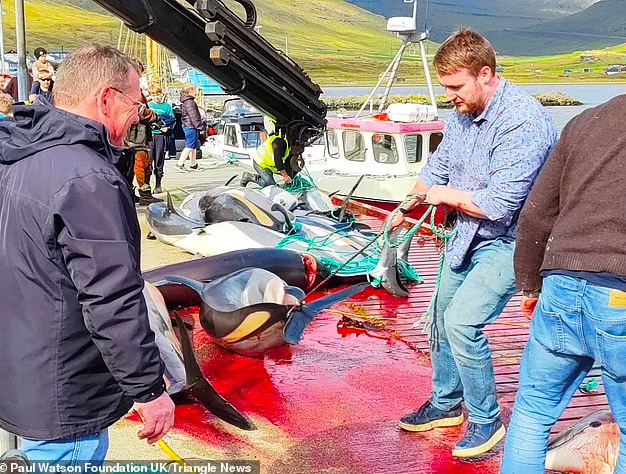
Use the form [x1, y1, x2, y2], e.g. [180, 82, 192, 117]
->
[472, 120, 556, 225]
[52, 171, 165, 403]
[419, 115, 457, 188]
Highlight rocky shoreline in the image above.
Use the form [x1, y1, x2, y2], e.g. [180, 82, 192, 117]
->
[204, 91, 581, 114]
[320, 91, 582, 110]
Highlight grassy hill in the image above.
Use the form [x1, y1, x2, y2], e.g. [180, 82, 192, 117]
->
[486, 0, 626, 56]
[497, 42, 626, 82]
[223, 0, 438, 84]
[1, 0, 119, 51]
[4, 0, 438, 85]
[3, 0, 625, 85]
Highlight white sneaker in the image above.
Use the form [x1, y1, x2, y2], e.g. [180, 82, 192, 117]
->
[174, 164, 189, 173]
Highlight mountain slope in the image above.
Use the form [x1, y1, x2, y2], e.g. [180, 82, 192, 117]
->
[486, 0, 626, 55]
[346, 0, 598, 43]
[224, 0, 430, 84]
[1, 0, 119, 51]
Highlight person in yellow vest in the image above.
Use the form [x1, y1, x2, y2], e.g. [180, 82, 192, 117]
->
[241, 126, 304, 188]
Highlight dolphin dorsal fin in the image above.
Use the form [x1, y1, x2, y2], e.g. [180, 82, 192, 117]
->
[166, 191, 175, 212]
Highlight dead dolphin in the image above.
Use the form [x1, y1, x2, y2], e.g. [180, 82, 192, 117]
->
[146, 192, 205, 245]
[260, 185, 299, 211]
[144, 248, 325, 308]
[198, 187, 293, 231]
[545, 409, 619, 474]
[143, 282, 255, 430]
[163, 270, 369, 356]
[369, 226, 416, 297]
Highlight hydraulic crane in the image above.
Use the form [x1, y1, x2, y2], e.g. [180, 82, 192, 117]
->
[91, 0, 328, 147]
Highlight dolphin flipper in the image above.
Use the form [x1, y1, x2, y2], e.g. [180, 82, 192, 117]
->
[283, 282, 369, 344]
[174, 313, 256, 431]
[163, 275, 207, 295]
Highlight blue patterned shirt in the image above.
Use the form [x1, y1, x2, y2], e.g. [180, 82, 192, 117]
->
[420, 78, 557, 269]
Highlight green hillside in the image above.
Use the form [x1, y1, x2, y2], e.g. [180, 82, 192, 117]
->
[5, 0, 438, 85]
[497, 43, 626, 82]
[223, 0, 437, 84]
[1, 0, 119, 51]
[3, 0, 626, 85]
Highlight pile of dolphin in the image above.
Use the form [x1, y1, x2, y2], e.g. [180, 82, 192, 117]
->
[140, 184, 425, 432]
[142, 247, 369, 431]
[145, 184, 417, 296]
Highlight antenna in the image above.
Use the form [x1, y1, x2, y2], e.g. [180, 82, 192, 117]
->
[356, 0, 437, 117]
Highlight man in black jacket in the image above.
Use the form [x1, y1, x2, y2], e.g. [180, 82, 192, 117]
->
[0, 45, 174, 462]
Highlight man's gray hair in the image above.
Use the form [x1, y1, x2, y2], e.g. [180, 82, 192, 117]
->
[52, 45, 141, 107]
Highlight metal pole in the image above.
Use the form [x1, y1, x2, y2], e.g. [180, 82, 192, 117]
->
[15, 0, 28, 101]
[116, 20, 124, 50]
[378, 41, 409, 113]
[419, 38, 437, 110]
[0, 0, 5, 74]
[355, 41, 408, 118]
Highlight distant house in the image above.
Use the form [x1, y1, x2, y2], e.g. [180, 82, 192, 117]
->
[580, 52, 595, 61]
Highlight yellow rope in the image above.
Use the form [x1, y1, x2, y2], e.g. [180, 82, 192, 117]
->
[135, 411, 188, 467]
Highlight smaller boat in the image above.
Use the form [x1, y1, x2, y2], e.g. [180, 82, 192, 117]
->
[203, 98, 268, 162]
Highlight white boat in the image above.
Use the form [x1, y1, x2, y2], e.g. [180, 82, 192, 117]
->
[303, 107, 444, 210]
[202, 99, 268, 163]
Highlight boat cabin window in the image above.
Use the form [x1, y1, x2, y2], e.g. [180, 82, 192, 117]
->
[430, 132, 444, 153]
[326, 130, 340, 159]
[224, 125, 239, 147]
[342, 131, 366, 162]
[372, 134, 398, 164]
[405, 134, 423, 163]
[241, 130, 267, 149]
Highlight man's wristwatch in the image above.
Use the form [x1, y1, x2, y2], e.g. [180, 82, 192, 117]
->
[399, 208, 411, 215]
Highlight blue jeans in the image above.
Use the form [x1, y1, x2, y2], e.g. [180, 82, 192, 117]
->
[429, 239, 517, 424]
[501, 275, 626, 473]
[21, 430, 109, 465]
[253, 160, 277, 188]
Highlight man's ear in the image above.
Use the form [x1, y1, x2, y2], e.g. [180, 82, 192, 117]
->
[96, 87, 114, 117]
[479, 65, 493, 84]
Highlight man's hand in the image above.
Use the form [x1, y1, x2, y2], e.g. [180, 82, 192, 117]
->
[135, 392, 175, 444]
[281, 170, 293, 185]
[386, 208, 406, 231]
[425, 184, 449, 206]
[160, 127, 168, 133]
[521, 295, 539, 321]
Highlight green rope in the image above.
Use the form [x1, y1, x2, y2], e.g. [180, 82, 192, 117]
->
[413, 205, 457, 332]
[284, 173, 317, 193]
[275, 212, 422, 279]
[579, 378, 600, 393]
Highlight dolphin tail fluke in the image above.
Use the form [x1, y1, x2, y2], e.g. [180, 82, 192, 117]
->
[174, 313, 256, 431]
[382, 266, 409, 298]
[283, 282, 369, 344]
[163, 275, 206, 295]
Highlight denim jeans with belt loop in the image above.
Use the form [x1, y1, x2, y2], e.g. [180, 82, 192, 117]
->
[21, 430, 109, 468]
[501, 274, 626, 473]
[428, 239, 517, 424]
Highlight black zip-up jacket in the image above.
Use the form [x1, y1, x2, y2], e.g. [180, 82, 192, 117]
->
[0, 101, 164, 440]
[180, 92, 202, 130]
